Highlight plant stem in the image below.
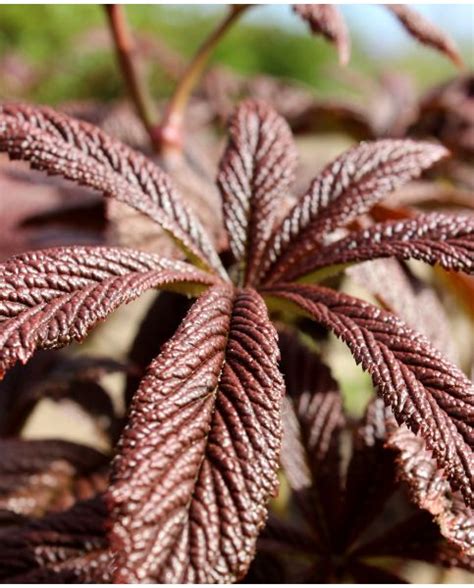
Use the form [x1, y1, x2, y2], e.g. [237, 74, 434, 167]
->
[105, 5, 156, 136]
[154, 5, 249, 154]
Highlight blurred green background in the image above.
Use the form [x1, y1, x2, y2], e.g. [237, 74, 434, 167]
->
[0, 4, 471, 106]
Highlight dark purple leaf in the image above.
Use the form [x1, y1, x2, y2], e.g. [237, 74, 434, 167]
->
[285, 213, 474, 282]
[263, 283, 474, 507]
[0, 352, 124, 438]
[217, 99, 297, 285]
[354, 510, 474, 573]
[341, 398, 398, 549]
[348, 259, 459, 364]
[278, 331, 345, 545]
[261, 139, 448, 284]
[0, 245, 217, 378]
[0, 497, 110, 583]
[0, 439, 107, 518]
[0, 104, 225, 275]
[108, 286, 284, 582]
[387, 423, 474, 555]
[347, 561, 408, 584]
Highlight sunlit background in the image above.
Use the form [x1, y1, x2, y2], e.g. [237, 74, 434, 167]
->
[0, 4, 471, 106]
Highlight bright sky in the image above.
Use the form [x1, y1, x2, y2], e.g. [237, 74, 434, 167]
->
[245, 4, 474, 57]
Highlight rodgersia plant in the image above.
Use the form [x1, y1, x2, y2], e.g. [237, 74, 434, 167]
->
[246, 331, 473, 583]
[0, 98, 473, 583]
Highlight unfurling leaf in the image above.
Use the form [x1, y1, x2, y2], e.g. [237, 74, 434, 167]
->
[0, 497, 110, 583]
[386, 4, 464, 68]
[261, 139, 448, 283]
[263, 283, 474, 507]
[108, 286, 284, 583]
[217, 99, 297, 285]
[294, 4, 350, 65]
[285, 213, 474, 282]
[0, 246, 217, 377]
[0, 104, 225, 276]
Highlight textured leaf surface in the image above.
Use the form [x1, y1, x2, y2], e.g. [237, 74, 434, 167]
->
[287, 213, 474, 281]
[0, 497, 110, 583]
[124, 291, 193, 406]
[246, 374, 472, 582]
[217, 99, 297, 285]
[261, 139, 448, 283]
[386, 4, 463, 67]
[348, 259, 459, 364]
[387, 423, 474, 555]
[108, 286, 284, 583]
[0, 439, 107, 518]
[0, 245, 217, 377]
[263, 283, 474, 506]
[294, 4, 350, 65]
[0, 104, 224, 275]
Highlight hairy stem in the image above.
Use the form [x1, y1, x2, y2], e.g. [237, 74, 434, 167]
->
[154, 5, 249, 154]
[105, 5, 156, 135]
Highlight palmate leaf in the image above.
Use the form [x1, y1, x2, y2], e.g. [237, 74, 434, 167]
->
[0, 246, 217, 377]
[0, 439, 108, 518]
[293, 4, 350, 65]
[217, 99, 297, 285]
[283, 213, 474, 282]
[0, 104, 225, 276]
[262, 283, 474, 507]
[107, 286, 284, 583]
[260, 139, 448, 284]
[0, 497, 110, 583]
[249, 345, 471, 583]
[385, 4, 463, 68]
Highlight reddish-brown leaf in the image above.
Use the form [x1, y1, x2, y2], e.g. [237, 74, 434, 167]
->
[107, 286, 284, 582]
[354, 510, 474, 573]
[294, 4, 350, 65]
[0, 246, 217, 378]
[348, 259, 459, 364]
[262, 283, 474, 507]
[261, 139, 448, 283]
[341, 398, 397, 549]
[0, 104, 225, 276]
[0, 439, 108, 518]
[386, 4, 464, 68]
[285, 213, 474, 282]
[279, 331, 345, 543]
[0, 497, 110, 582]
[217, 99, 297, 285]
[387, 423, 474, 555]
